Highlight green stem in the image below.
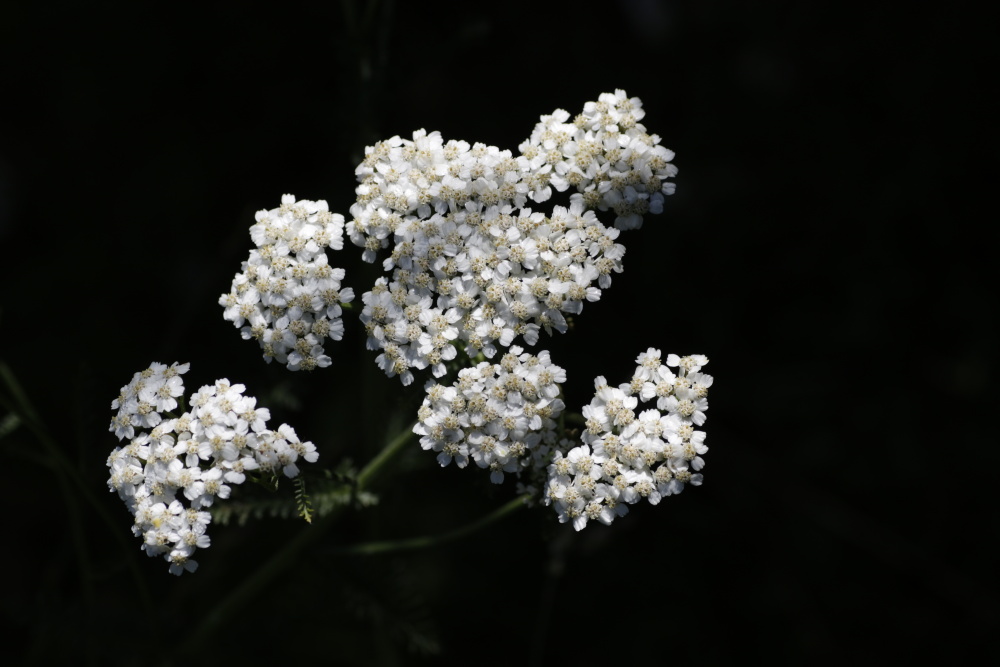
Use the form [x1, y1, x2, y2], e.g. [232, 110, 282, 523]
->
[327, 494, 530, 556]
[180, 420, 419, 652]
[355, 420, 417, 490]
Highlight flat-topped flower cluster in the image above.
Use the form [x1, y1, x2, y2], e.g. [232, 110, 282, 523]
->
[520, 89, 678, 230]
[413, 346, 566, 483]
[341, 90, 674, 385]
[107, 362, 317, 574]
[354, 199, 625, 385]
[412, 347, 712, 530]
[544, 349, 712, 530]
[220, 195, 355, 371]
[103, 90, 709, 578]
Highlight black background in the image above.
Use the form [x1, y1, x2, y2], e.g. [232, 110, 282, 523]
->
[1, 1, 995, 664]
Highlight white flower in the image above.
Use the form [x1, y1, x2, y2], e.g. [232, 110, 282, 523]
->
[521, 90, 677, 230]
[347, 107, 640, 385]
[220, 195, 354, 371]
[107, 363, 319, 575]
[545, 351, 712, 530]
[413, 347, 566, 483]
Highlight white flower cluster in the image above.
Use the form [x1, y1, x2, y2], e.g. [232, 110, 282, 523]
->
[544, 349, 712, 531]
[354, 198, 624, 385]
[220, 194, 355, 371]
[521, 89, 678, 230]
[413, 346, 566, 484]
[107, 362, 318, 575]
[348, 92, 669, 384]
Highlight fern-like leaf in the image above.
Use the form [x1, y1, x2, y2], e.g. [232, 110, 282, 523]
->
[294, 476, 314, 524]
[210, 475, 379, 527]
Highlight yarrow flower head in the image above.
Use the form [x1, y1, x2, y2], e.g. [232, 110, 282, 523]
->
[346, 90, 668, 384]
[413, 346, 566, 484]
[521, 89, 678, 230]
[105, 90, 704, 581]
[544, 349, 711, 531]
[107, 362, 318, 574]
[220, 194, 355, 371]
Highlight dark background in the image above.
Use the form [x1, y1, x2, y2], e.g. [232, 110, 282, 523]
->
[1, 1, 995, 664]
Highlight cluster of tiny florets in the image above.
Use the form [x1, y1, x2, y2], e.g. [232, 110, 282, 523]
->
[521, 89, 678, 230]
[107, 91, 702, 579]
[544, 349, 711, 531]
[347, 92, 666, 384]
[220, 194, 355, 371]
[413, 346, 566, 484]
[107, 362, 318, 574]
[353, 197, 624, 384]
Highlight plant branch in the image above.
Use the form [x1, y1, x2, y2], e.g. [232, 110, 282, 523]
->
[180, 420, 419, 652]
[326, 494, 530, 556]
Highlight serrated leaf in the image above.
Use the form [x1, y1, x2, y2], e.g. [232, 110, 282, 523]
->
[294, 476, 314, 524]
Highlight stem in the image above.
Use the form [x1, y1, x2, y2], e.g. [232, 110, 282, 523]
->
[327, 494, 529, 556]
[180, 420, 419, 652]
[355, 420, 417, 490]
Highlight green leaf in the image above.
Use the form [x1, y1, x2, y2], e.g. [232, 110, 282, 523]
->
[294, 476, 314, 524]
